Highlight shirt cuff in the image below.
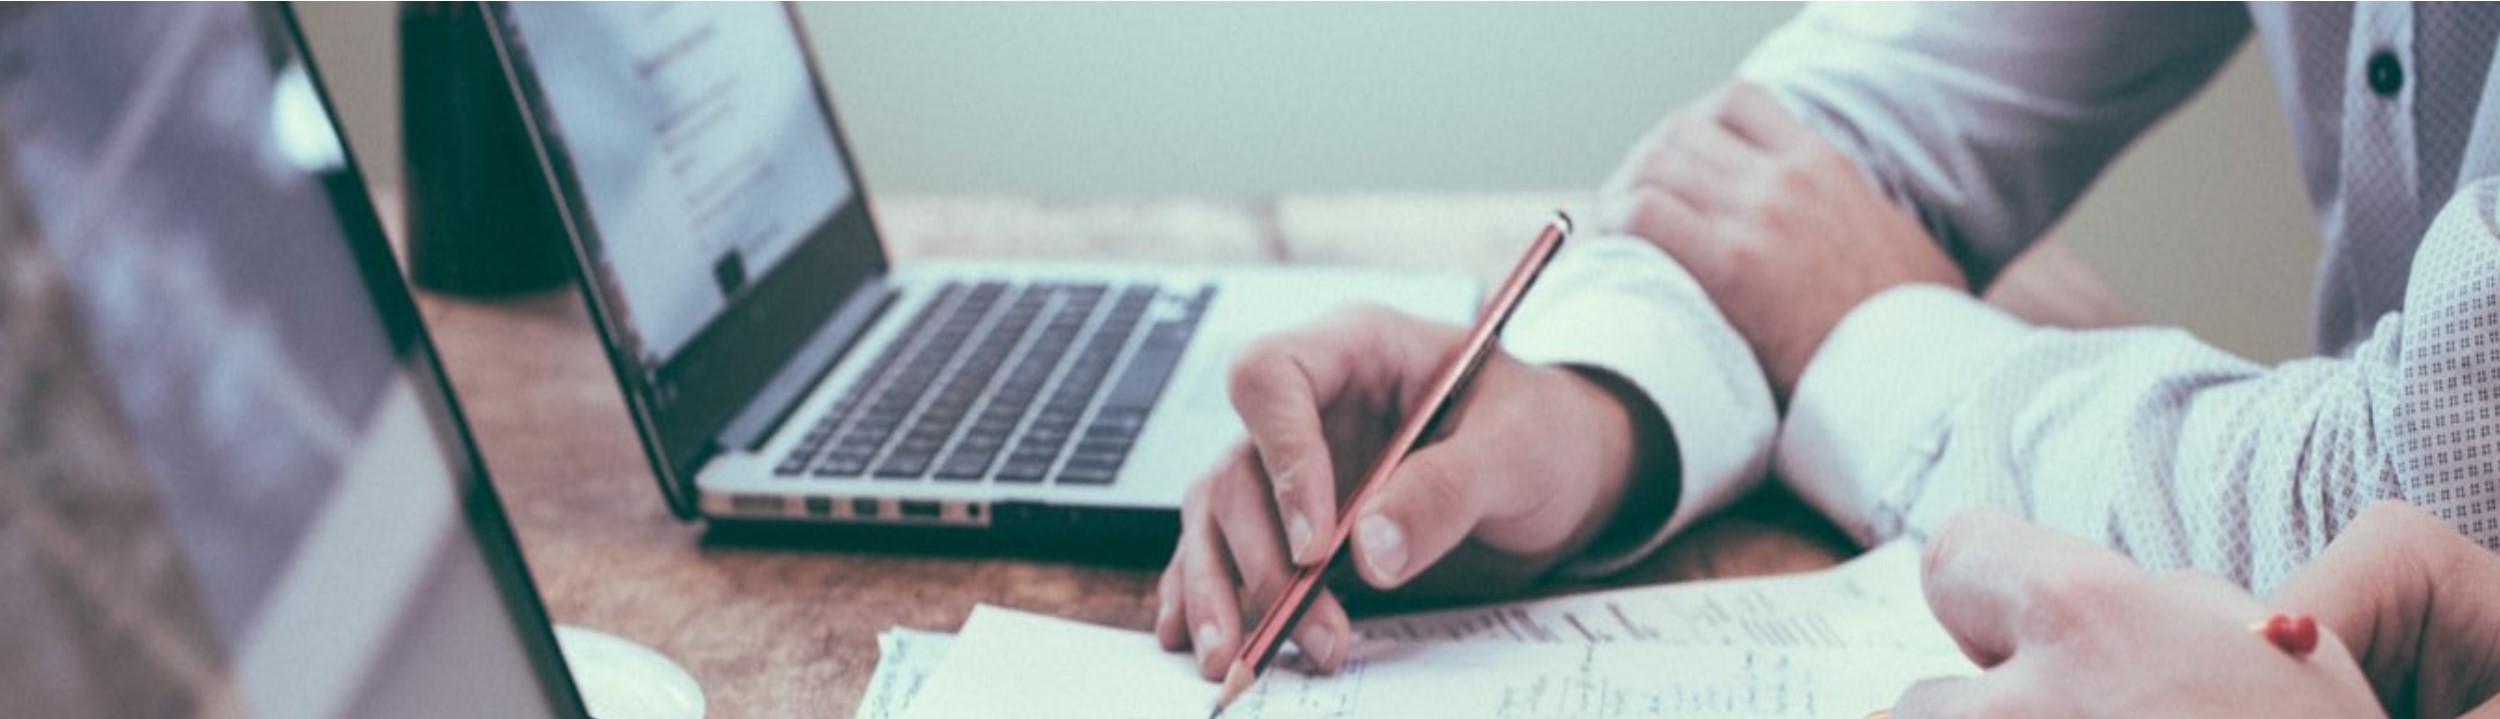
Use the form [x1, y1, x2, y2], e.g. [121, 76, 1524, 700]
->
[1500, 234, 1778, 577]
[1776, 284, 2029, 545]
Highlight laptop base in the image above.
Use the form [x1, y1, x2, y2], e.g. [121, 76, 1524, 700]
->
[701, 505, 1179, 569]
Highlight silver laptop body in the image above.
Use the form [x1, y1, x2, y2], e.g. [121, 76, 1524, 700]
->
[482, 3, 1477, 542]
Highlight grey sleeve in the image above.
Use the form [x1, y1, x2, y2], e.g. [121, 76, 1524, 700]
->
[1735, 3, 2252, 288]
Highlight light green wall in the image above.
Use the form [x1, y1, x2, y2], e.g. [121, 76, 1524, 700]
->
[296, 2, 2319, 363]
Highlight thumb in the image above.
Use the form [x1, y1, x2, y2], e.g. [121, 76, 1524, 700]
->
[1348, 443, 1487, 590]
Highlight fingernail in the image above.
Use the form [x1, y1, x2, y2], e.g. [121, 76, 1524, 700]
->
[1156, 595, 1174, 629]
[1285, 511, 1314, 561]
[1195, 623, 1221, 663]
[1357, 514, 1407, 582]
[1313, 628, 1342, 666]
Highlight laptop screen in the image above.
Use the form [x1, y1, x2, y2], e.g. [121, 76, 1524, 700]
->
[488, 2, 891, 504]
[0, 4, 581, 718]
[501, 2, 854, 366]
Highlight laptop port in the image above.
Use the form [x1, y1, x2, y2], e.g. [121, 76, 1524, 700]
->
[851, 498, 881, 518]
[730, 495, 784, 514]
[804, 497, 833, 517]
[900, 500, 942, 520]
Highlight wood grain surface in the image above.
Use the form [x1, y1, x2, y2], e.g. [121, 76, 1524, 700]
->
[409, 194, 2129, 719]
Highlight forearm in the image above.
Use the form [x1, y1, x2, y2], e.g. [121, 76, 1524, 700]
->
[1783, 181, 2500, 592]
[1736, 2, 2249, 287]
[1786, 282, 2419, 590]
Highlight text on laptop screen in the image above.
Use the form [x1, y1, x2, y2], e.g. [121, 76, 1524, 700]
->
[0, 5, 566, 718]
[504, 3, 855, 368]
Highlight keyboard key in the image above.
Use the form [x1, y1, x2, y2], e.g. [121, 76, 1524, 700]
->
[1079, 424, 1136, 446]
[894, 435, 945, 456]
[996, 458, 1051, 483]
[874, 453, 932, 478]
[1024, 425, 1070, 446]
[1034, 409, 1081, 431]
[1056, 463, 1118, 486]
[934, 452, 995, 481]
[1105, 351, 1185, 412]
[814, 454, 868, 477]
[1090, 407, 1149, 434]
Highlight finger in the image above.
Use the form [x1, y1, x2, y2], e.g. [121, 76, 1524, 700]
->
[1716, 81, 1815, 150]
[1601, 96, 1713, 202]
[1347, 443, 1488, 589]
[1156, 553, 1188, 651]
[1287, 589, 1354, 674]
[1621, 114, 1760, 213]
[1210, 446, 1295, 614]
[2271, 502, 2451, 697]
[1228, 325, 1373, 566]
[1921, 509, 2135, 667]
[1597, 185, 1710, 264]
[1178, 482, 1244, 680]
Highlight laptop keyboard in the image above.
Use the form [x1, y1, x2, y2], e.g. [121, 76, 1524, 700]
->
[772, 280, 1212, 486]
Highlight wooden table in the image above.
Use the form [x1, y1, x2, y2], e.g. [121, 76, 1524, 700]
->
[409, 193, 2133, 719]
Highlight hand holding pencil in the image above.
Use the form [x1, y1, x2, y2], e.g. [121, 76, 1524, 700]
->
[1152, 214, 1679, 710]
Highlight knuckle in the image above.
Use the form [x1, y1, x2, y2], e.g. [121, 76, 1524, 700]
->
[1182, 477, 1215, 518]
[1239, 568, 1285, 610]
[1400, 460, 1477, 519]
[2017, 569, 2118, 646]
[1805, 141, 1849, 172]
[1927, 510, 2004, 564]
[1227, 340, 1293, 400]
[1226, 359, 1277, 408]
[1771, 157, 1817, 196]
[1707, 87, 1744, 123]
[1620, 195, 1679, 252]
[1718, 239, 1769, 279]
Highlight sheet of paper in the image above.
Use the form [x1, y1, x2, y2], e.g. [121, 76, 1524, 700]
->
[901, 605, 1972, 719]
[1351, 541, 1951, 652]
[897, 543, 1977, 719]
[852, 628, 955, 719]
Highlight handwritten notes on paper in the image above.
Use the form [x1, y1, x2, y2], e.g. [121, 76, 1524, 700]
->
[1347, 541, 1953, 652]
[869, 542, 1975, 719]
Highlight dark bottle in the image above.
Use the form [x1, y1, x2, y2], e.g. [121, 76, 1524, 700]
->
[400, 1, 570, 295]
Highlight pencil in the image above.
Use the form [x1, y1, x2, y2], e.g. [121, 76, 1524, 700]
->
[1208, 212, 1572, 717]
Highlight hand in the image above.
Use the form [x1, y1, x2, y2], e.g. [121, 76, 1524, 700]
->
[1154, 305, 1670, 680]
[2273, 502, 2500, 719]
[1594, 82, 1963, 403]
[1895, 509, 2383, 718]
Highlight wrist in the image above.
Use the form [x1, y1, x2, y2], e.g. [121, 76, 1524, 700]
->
[1554, 364, 1681, 563]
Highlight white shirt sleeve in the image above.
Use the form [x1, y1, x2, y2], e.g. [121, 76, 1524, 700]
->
[1779, 180, 2500, 594]
[1500, 234, 1777, 577]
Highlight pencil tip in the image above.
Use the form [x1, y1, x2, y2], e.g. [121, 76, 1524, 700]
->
[1208, 662, 1254, 718]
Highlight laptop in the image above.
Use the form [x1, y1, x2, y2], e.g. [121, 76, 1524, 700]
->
[0, 4, 591, 717]
[478, 3, 1479, 539]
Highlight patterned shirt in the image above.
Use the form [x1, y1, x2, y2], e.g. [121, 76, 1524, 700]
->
[1513, 2, 2500, 592]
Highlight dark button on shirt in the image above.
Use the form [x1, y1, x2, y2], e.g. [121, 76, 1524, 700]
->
[2367, 49, 2404, 97]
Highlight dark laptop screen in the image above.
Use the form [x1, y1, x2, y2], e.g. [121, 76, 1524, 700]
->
[488, 3, 891, 505]
[0, 4, 580, 717]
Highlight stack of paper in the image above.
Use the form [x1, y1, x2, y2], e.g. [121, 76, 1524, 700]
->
[857, 542, 1975, 719]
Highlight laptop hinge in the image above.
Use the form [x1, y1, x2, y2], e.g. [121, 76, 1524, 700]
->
[717, 279, 897, 452]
